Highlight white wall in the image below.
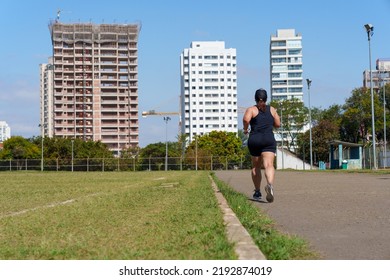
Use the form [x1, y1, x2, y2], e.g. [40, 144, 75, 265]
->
[276, 147, 314, 170]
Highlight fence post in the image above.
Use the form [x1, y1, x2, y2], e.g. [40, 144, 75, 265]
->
[9, 159, 11, 171]
[25, 159, 28, 171]
[210, 155, 213, 171]
[87, 157, 89, 172]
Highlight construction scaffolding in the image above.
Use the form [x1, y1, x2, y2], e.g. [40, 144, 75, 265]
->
[45, 20, 141, 155]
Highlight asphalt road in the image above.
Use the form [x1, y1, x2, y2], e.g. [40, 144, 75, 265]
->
[215, 170, 390, 260]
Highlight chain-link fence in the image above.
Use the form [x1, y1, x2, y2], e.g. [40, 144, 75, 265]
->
[362, 144, 390, 169]
[2, 145, 388, 172]
[0, 155, 252, 172]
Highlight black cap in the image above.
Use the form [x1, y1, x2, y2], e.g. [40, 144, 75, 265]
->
[255, 88, 267, 103]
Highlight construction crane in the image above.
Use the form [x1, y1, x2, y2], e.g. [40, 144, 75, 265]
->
[141, 110, 180, 117]
[142, 110, 181, 134]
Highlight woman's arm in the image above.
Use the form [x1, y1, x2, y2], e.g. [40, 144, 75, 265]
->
[243, 107, 253, 135]
[270, 106, 281, 128]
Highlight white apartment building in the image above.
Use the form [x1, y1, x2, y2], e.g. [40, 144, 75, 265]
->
[47, 21, 140, 155]
[40, 58, 54, 137]
[270, 29, 303, 102]
[0, 121, 11, 142]
[363, 58, 390, 90]
[180, 41, 238, 143]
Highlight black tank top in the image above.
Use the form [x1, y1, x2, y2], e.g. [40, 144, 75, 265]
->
[249, 105, 274, 134]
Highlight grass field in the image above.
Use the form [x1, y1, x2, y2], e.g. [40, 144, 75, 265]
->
[0, 171, 236, 260]
[1, 171, 317, 260]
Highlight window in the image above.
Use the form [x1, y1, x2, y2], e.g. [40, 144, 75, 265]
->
[288, 49, 301, 55]
[287, 40, 301, 48]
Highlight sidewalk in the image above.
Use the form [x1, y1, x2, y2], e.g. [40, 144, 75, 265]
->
[215, 170, 390, 260]
[209, 175, 266, 260]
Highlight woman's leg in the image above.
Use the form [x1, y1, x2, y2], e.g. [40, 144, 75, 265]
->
[251, 156, 262, 190]
[262, 152, 275, 186]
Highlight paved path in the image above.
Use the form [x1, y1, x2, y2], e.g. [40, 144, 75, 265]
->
[215, 170, 390, 260]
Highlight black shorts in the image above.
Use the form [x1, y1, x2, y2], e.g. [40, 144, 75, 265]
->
[247, 132, 276, 156]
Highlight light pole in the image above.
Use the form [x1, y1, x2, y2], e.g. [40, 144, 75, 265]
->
[279, 101, 284, 169]
[365, 23, 377, 169]
[41, 134, 44, 172]
[164, 117, 171, 171]
[382, 72, 387, 168]
[71, 139, 74, 172]
[306, 79, 313, 170]
[195, 133, 198, 171]
[39, 124, 45, 171]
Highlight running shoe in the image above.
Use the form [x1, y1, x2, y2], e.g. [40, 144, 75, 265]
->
[253, 189, 262, 201]
[265, 184, 274, 203]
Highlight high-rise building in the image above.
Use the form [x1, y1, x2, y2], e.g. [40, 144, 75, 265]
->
[40, 57, 54, 137]
[180, 41, 238, 142]
[363, 58, 390, 90]
[270, 29, 303, 102]
[0, 121, 11, 142]
[47, 21, 141, 155]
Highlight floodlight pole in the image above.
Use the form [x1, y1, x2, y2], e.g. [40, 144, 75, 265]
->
[382, 72, 387, 168]
[41, 132, 44, 172]
[365, 24, 377, 169]
[71, 139, 74, 172]
[39, 123, 45, 171]
[306, 79, 313, 170]
[279, 101, 284, 169]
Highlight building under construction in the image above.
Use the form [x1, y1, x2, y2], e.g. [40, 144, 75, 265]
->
[45, 20, 141, 155]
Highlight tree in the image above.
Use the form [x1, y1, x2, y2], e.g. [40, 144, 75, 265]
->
[271, 99, 308, 151]
[30, 137, 113, 159]
[120, 145, 141, 159]
[185, 131, 243, 169]
[138, 142, 179, 170]
[341, 87, 383, 143]
[0, 136, 40, 159]
[311, 104, 343, 128]
[297, 119, 340, 163]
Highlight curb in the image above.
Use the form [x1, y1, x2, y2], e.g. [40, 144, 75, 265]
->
[209, 175, 267, 260]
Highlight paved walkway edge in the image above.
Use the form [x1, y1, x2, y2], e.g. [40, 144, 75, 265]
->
[209, 175, 266, 260]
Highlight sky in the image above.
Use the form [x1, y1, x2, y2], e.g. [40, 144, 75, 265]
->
[0, 0, 389, 147]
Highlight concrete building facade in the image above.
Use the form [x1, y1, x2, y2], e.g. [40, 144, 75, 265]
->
[40, 57, 54, 137]
[363, 58, 390, 90]
[270, 29, 303, 102]
[0, 121, 11, 142]
[180, 41, 238, 143]
[47, 21, 141, 155]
